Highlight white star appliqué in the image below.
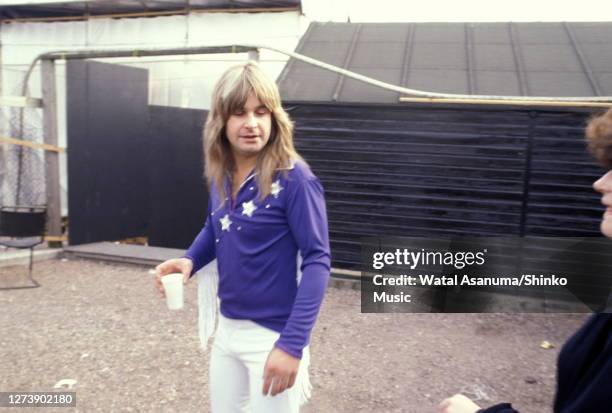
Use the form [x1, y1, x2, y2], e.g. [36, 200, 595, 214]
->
[270, 180, 284, 198]
[220, 214, 232, 231]
[242, 200, 257, 217]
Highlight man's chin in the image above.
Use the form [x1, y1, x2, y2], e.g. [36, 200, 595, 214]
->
[236, 146, 263, 157]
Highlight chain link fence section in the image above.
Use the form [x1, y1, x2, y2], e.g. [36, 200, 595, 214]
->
[1, 74, 46, 209]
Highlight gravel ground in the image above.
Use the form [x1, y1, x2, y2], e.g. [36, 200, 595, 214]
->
[0, 258, 587, 413]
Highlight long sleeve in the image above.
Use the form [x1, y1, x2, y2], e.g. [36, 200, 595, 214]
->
[183, 198, 216, 277]
[275, 177, 331, 359]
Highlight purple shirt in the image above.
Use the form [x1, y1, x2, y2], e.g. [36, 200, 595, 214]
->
[184, 161, 331, 359]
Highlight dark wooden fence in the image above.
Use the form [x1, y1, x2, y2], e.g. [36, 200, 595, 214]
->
[286, 102, 605, 269]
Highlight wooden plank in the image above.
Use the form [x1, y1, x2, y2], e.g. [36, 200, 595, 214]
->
[63, 242, 185, 266]
[0, 96, 43, 108]
[41, 60, 63, 244]
[0, 135, 65, 153]
[399, 97, 612, 108]
[44, 235, 67, 242]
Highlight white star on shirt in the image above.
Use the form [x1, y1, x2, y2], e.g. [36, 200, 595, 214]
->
[220, 214, 232, 231]
[242, 200, 257, 217]
[270, 180, 284, 198]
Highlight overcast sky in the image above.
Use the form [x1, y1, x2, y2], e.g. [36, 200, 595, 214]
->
[303, 0, 612, 22]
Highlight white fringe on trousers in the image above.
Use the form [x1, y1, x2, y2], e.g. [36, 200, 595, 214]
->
[197, 259, 312, 408]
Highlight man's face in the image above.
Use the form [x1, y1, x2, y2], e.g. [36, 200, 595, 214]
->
[225, 93, 272, 161]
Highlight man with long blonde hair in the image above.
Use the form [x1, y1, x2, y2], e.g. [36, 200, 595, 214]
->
[155, 61, 331, 413]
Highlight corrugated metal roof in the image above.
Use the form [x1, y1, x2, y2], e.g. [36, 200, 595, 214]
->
[0, 0, 300, 19]
[278, 22, 612, 102]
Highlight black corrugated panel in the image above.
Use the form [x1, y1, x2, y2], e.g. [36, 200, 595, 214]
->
[285, 102, 604, 270]
[527, 110, 604, 236]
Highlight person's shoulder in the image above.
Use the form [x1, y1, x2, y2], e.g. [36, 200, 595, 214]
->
[283, 159, 318, 183]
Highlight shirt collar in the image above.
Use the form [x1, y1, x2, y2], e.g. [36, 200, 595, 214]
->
[225, 160, 296, 193]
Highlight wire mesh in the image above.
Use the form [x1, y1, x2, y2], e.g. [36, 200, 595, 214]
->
[0, 75, 46, 209]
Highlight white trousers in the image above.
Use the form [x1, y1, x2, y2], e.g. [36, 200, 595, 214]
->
[209, 314, 310, 413]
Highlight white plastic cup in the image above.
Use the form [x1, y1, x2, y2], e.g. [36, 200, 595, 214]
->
[161, 273, 184, 310]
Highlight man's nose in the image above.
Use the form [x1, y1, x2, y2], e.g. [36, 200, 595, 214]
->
[244, 113, 257, 128]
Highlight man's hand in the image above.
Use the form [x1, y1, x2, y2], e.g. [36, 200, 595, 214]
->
[154, 257, 194, 298]
[262, 347, 300, 396]
[439, 394, 481, 413]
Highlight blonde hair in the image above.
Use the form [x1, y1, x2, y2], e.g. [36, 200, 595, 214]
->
[204, 61, 303, 201]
